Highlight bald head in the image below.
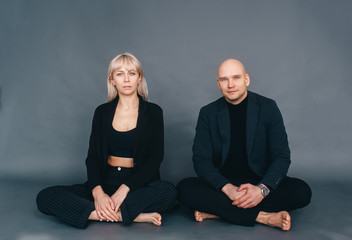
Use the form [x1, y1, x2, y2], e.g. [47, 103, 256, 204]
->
[217, 59, 247, 78]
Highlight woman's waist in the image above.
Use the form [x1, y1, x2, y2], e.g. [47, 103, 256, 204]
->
[108, 156, 134, 168]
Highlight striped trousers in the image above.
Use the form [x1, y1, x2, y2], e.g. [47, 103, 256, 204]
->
[36, 166, 177, 228]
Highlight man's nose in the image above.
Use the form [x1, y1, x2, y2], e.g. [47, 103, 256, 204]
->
[228, 79, 235, 88]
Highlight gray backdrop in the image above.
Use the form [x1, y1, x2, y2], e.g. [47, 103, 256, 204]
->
[1, 0, 351, 184]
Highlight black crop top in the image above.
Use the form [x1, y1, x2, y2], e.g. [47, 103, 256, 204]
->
[108, 125, 136, 158]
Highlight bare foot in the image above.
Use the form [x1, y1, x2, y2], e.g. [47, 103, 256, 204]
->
[194, 210, 220, 222]
[88, 210, 100, 221]
[88, 210, 120, 222]
[256, 211, 291, 231]
[134, 212, 162, 226]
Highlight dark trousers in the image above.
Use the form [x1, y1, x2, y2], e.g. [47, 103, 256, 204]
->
[36, 166, 177, 228]
[177, 177, 311, 226]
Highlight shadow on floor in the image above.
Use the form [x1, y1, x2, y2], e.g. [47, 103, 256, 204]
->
[1, 177, 351, 240]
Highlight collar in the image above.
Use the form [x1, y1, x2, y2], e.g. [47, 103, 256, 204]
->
[108, 94, 147, 115]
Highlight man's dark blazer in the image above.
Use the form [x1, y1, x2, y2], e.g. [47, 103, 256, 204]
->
[192, 91, 291, 190]
[85, 94, 164, 192]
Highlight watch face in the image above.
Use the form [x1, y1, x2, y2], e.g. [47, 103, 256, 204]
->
[263, 188, 269, 196]
[258, 184, 269, 197]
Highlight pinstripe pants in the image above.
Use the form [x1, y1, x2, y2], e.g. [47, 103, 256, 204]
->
[36, 166, 176, 228]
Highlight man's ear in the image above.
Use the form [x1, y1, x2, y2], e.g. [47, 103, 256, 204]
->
[217, 79, 221, 90]
[245, 74, 250, 87]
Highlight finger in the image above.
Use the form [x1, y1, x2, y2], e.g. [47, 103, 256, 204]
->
[235, 193, 250, 205]
[238, 184, 249, 191]
[102, 207, 117, 222]
[106, 204, 119, 221]
[239, 198, 253, 208]
[96, 207, 104, 220]
[108, 198, 116, 211]
[241, 196, 262, 208]
[114, 202, 122, 213]
[239, 200, 253, 209]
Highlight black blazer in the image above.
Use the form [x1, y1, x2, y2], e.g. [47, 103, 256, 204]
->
[85, 95, 164, 192]
[193, 91, 291, 190]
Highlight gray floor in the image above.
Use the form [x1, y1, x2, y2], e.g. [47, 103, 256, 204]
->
[1, 177, 352, 240]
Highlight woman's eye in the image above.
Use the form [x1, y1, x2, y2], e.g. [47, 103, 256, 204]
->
[129, 72, 135, 76]
[116, 73, 123, 77]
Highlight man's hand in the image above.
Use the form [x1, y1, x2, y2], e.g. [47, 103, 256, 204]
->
[92, 185, 119, 222]
[110, 184, 130, 213]
[232, 183, 264, 209]
[221, 183, 246, 202]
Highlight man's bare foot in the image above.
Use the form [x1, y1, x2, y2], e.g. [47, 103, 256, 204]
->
[194, 210, 220, 222]
[256, 211, 291, 231]
[134, 212, 162, 226]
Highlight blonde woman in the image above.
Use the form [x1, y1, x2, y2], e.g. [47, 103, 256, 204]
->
[36, 53, 176, 228]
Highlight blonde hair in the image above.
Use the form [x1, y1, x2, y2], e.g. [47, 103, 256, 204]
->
[106, 53, 148, 102]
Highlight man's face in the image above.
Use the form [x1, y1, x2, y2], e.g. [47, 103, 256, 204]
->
[217, 60, 250, 105]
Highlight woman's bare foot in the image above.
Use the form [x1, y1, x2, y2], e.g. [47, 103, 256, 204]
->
[256, 211, 291, 231]
[134, 212, 162, 226]
[88, 210, 120, 222]
[194, 210, 220, 222]
[88, 210, 100, 221]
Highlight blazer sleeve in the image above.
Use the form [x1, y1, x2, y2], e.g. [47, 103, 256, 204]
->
[85, 107, 104, 191]
[193, 107, 230, 190]
[124, 107, 164, 191]
[260, 102, 291, 190]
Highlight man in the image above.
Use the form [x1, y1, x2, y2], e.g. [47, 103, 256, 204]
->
[177, 59, 311, 231]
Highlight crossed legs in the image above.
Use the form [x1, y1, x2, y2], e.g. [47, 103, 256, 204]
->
[36, 181, 176, 228]
[177, 177, 311, 230]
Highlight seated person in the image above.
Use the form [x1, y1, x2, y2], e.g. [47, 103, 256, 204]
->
[177, 59, 311, 231]
[37, 53, 176, 228]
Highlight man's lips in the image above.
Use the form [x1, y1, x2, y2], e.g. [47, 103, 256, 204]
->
[227, 90, 238, 94]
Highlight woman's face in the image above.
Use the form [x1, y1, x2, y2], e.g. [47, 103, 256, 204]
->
[111, 65, 141, 97]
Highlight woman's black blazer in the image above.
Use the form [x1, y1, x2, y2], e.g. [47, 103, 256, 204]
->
[85, 95, 164, 192]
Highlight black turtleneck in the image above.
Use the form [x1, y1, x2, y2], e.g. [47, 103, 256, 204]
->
[220, 96, 260, 185]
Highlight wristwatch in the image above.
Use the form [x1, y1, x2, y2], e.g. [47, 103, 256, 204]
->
[257, 183, 270, 198]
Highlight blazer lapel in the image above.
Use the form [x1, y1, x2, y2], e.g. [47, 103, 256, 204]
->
[216, 99, 231, 167]
[133, 95, 148, 157]
[246, 92, 259, 158]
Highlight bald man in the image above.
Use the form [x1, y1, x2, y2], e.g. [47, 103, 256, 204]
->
[177, 59, 311, 231]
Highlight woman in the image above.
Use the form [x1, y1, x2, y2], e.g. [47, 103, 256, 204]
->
[36, 53, 176, 228]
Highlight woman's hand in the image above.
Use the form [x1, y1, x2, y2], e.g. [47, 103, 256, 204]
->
[92, 185, 119, 222]
[111, 184, 130, 212]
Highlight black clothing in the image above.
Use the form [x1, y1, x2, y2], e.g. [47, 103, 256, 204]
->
[108, 126, 136, 158]
[220, 97, 260, 184]
[177, 91, 311, 226]
[177, 177, 311, 226]
[86, 95, 164, 192]
[37, 166, 176, 228]
[192, 91, 291, 190]
[36, 95, 176, 228]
